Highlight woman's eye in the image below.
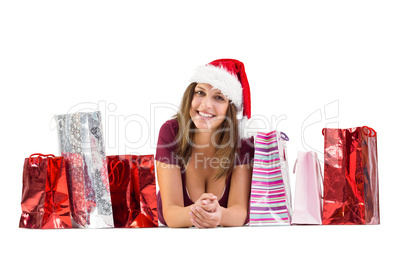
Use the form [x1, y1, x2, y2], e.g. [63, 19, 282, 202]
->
[195, 91, 205, 96]
[215, 96, 225, 101]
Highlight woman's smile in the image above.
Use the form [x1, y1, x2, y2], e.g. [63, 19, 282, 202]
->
[197, 110, 215, 119]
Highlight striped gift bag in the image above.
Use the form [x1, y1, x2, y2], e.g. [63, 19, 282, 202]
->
[249, 131, 292, 226]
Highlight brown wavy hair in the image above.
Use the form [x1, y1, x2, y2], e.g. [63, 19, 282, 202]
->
[174, 82, 239, 181]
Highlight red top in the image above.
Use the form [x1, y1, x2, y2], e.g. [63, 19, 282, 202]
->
[155, 119, 254, 226]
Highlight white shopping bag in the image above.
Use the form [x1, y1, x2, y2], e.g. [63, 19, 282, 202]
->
[291, 151, 323, 225]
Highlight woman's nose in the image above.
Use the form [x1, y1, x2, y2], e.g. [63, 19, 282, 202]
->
[201, 95, 213, 108]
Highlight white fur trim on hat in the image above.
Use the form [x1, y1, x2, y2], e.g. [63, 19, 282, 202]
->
[239, 116, 262, 139]
[190, 64, 243, 111]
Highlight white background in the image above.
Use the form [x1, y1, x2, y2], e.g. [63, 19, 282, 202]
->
[1, 1, 401, 267]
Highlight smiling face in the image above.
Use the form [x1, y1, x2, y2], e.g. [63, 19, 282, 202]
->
[189, 83, 230, 131]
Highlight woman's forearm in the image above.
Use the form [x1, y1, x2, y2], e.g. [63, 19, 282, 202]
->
[164, 205, 195, 228]
[219, 205, 247, 227]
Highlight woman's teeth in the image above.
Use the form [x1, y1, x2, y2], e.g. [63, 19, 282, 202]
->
[198, 111, 214, 118]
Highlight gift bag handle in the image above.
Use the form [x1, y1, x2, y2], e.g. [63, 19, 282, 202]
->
[293, 158, 298, 174]
[280, 132, 289, 141]
[363, 126, 377, 137]
[322, 127, 376, 137]
[108, 160, 125, 187]
[29, 153, 56, 166]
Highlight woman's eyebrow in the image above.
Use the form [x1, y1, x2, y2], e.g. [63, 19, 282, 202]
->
[212, 90, 224, 96]
[195, 86, 206, 90]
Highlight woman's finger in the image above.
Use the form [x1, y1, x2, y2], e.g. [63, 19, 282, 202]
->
[196, 206, 217, 222]
[191, 217, 205, 229]
[190, 211, 214, 228]
[199, 202, 218, 212]
[190, 207, 218, 227]
[191, 206, 207, 221]
[200, 193, 217, 201]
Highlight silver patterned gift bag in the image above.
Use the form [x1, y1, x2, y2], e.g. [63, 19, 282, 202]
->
[55, 111, 114, 228]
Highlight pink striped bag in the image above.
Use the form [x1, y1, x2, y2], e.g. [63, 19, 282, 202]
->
[249, 131, 292, 226]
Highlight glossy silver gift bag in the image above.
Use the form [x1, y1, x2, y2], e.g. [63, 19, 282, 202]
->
[55, 111, 114, 228]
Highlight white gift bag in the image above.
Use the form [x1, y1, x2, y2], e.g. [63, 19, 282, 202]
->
[291, 151, 323, 225]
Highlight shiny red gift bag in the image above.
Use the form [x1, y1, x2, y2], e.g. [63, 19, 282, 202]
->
[107, 155, 158, 228]
[322, 127, 380, 225]
[19, 154, 72, 228]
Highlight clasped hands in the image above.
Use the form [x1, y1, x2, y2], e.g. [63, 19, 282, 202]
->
[189, 193, 222, 228]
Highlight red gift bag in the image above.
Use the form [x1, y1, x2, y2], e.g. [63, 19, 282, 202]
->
[322, 127, 380, 225]
[107, 155, 158, 228]
[19, 154, 72, 228]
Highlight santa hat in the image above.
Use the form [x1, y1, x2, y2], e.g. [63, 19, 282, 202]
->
[190, 59, 253, 138]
